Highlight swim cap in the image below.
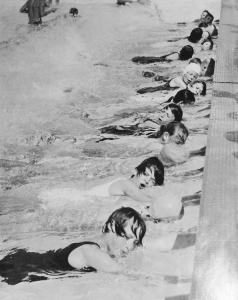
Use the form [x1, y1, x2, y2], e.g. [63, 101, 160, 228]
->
[184, 63, 201, 75]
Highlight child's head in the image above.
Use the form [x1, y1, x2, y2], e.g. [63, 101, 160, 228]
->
[159, 122, 189, 145]
[173, 89, 196, 105]
[134, 156, 164, 188]
[188, 27, 203, 43]
[200, 10, 214, 25]
[102, 207, 146, 255]
[183, 63, 201, 84]
[201, 38, 213, 50]
[189, 80, 206, 96]
[162, 103, 183, 122]
[178, 45, 194, 61]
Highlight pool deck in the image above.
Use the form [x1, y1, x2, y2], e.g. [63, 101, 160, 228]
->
[190, 0, 238, 299]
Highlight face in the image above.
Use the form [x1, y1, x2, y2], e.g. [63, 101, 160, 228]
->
[159, 107, 175, 122]
[190, 82, 203, 95]
[137, 167, 156, 189]
[205, 15, 213, 24]
[202, 41, 212, 51]
[201, 11, 208, 21]
[105, 218, 140, 257]
[183, 71, 199, 84]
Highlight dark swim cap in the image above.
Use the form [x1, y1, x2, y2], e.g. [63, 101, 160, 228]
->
[179, 45, 194, 60]
[188, 28, 203, 43]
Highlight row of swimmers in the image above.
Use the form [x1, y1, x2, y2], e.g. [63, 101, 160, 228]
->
[0, 9, 217, 285]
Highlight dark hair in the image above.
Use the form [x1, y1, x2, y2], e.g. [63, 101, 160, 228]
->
[178, 45, 194, 61]
[165, 103, 183, 121]
[135, 156, 164, 185]
[201, 38, 213, 50]
[202, 10, 214, 23]
[173, 89, 196, 105]
[69, 7, 79, 17]
[188, 28, 203, 43]
[149, 121, 189, 145]
[189, 57, 202, 65]
[102, 207, 146, 246]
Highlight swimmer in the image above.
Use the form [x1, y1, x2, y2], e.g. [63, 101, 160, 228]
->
[0, 207, 146, 284]
[137, 63, 201, 94]
[99, 103, 183, 136]
[164, 89, 195, 106]
[169, 63, 201, 89]
[132, 45, 194, 64]
[201, 37, 214, 51]
[147, 122, 190, 166]
[188, 27, 210, 43]
[19, 0, 57, 25]
[107, 156, 164, 204]
[199, 10, 218, 37]
[69, 7, 79, 17]
[188, 80, 207, 96]
[147, 121, 189, 145]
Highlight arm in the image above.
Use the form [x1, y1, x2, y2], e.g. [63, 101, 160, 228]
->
[122, 181, 154, 203]
[68, 245, 122, 273]
[169, 77, 186, 89]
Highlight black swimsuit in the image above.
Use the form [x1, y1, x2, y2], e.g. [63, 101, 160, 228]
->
[0, 241, 100, 285]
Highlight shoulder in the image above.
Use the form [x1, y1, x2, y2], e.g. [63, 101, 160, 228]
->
[68, 243, 99, 270]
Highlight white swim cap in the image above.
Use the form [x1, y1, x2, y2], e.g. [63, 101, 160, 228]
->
[184, 63, 201, 75]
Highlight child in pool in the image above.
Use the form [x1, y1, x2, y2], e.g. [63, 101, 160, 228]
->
[99, 103, 183, 136]
[199, 10, 218, 37]
[137, 63, 201, 94]
[107, 157, 164, 204]
[200, 37, 214, 51]
[132, 45, 194, 64]
[20, 0, 57, 25]
[188, 27, 210, 43]
[188, 80, 207, 96]
[0, 207, 146, 285]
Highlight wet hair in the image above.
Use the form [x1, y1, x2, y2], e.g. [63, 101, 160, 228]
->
[102, 207, 146, 246]
[201, 38, 214, 50]
[165, 103, 183, 121]
[149, 121, 189, 145]
[189, 57, 202, 65]
[173, 89, 196, 105]
[178, 45, 194, 60]
[192, 80, 207, 96]
[188, 28, 203, 43]
[135, 156, 164, 185]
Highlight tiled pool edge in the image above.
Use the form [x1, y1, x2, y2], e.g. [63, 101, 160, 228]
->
[190, 0, 238, 299]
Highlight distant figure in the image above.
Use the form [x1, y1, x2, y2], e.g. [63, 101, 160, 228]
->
[117, 0, 133, 5]
[69, 7, 79, 17]
[20, 0, 57, 25]
[132, 45, 194, 64]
